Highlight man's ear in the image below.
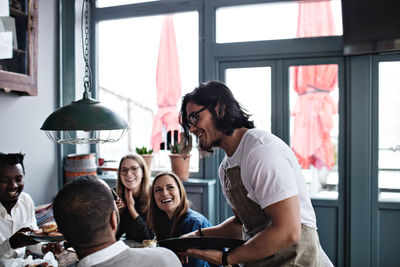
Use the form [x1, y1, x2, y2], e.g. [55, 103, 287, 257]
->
[110, 210, 118, 232]
[215, 102, 224, 117]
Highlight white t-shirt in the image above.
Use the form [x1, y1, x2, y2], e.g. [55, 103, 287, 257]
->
[219, 128, 317, 228]
[0, 192, 42, 261]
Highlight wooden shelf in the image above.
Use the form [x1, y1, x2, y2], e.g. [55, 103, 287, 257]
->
[0, 0, 38, 96]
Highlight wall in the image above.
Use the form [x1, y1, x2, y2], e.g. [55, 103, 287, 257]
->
[0, 0, 58, 205]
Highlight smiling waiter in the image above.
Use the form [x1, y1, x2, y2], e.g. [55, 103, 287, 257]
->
[179, 81, 333, 267]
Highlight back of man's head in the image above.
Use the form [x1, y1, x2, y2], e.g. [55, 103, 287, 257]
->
[53, 175, 115, 249]
[0, 153, 25, 174]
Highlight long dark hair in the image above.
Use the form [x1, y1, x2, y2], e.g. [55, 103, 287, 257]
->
[147, 171, 190, 240]
[180, 81, 254, 150]
[116, 154, 151, 214]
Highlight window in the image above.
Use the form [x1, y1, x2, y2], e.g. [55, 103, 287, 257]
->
[225, 67, 272, 132]
[216, 0, 342, 43]
[378, 61, 400, 201]
[97, 11, 199, 172]
[289, 64, 339, 199]
[96, 0, 157, 8]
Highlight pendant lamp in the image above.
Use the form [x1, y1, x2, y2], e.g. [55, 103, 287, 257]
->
[41, 0, 130, 144]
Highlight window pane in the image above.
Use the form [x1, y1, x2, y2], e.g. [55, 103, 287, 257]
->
[225, 67, 271, 132]
[96, 0, 157, 8]
[216, 0, 342, 43]
[97, 12, 199, 173]
[379, 61, 400, 201]
[289, 64, 339, 199]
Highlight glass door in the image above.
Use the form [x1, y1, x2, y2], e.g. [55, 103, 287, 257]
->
[288, 63, 340, 199]
[217, 58, 344, 265]
[285, 58, 344, 265]
[218, 60, 275, 219]
[378, 60, 400, 202]
[223, 65, 273, 132]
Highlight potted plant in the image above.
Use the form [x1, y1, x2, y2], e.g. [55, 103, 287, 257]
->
[169, 132, 192, 181]
[135, 146, 154, 170]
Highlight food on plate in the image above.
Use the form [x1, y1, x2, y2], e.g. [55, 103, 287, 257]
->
[47, 232, 63, 237]
[29, 222, 64, 241]
[41, 222, 58, 234]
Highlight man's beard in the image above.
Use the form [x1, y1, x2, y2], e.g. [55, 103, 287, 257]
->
[196, 116, 223, 158]
[197, 137, 222, 158]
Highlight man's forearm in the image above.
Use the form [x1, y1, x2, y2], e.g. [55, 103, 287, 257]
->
[201, 216, 242, 239]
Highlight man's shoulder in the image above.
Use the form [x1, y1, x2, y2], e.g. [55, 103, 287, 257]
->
[19, 192, 32, 199]
[244, 129, 287, 154]
[121, 247, 181, 266]
[17, 192, 34, 206]
[244, 128, 275, 143]
[91, 247, 181, 267]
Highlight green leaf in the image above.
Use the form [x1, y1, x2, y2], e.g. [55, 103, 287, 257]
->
[135, 146, 153, 154]
[170, 143, 180, 154]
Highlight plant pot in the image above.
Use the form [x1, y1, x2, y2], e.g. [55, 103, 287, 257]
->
[141, 154, 153, 171]
[169, 154, 191, 181]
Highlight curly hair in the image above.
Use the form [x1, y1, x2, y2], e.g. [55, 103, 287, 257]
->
[0, 152, 25, 174]
[180, 81, 254, 151]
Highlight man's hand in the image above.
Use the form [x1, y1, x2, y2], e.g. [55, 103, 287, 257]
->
[180, 248, 224, 265]
[42, 242, 64, 255]
[9, 227, 38, 249]
[177, 231, 200, 264]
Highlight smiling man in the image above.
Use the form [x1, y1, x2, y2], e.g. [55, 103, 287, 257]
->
[179, 81, 333, 267]
[0, 152, 59, 261]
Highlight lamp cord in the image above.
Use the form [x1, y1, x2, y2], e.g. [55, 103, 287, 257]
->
[82, 0, 92, 96]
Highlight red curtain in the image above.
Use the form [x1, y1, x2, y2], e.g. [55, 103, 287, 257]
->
[291, 1, 338, 170]
[150, 16, 182, 153]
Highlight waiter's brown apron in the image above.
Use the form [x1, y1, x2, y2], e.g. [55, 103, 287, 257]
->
[224, 166, 322, 267]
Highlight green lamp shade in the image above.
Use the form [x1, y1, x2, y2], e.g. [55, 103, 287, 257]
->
[41, 96, 130, 131]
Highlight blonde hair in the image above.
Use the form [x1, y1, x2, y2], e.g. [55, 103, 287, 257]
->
[147, 171, 190, 240]
[116, 154, 151, 214]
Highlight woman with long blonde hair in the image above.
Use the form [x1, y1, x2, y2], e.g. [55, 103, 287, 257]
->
[115, 154, 154, 241]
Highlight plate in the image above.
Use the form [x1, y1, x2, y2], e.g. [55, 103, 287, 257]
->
[29, 233, 64, 243]
[158, 237, 245, 252]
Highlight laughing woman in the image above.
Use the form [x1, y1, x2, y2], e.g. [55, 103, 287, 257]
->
[148, 171, 212, 267]
[115, 154, 154, 242]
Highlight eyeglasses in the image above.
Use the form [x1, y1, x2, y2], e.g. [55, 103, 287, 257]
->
[187, 105, 210, 127]
[120, 166, 140, 175]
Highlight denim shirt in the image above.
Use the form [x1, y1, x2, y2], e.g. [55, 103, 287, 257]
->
[161, 209, 213, 267]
